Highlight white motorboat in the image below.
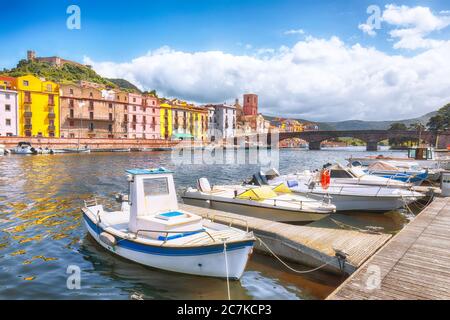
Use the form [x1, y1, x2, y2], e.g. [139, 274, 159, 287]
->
[34, 147, 54, 155]
[274, 164, 413, 189]
[358, 161, 429, 186]
[348, 147, 450, 170]
[260, 171, 425, 212]
[11, 142, 36, 155]
[182, 178, 335, 223]
[82, 168, 255, 280]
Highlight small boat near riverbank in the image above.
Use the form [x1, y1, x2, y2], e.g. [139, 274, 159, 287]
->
[257, 171, 425, 212]
[52, 147, 91, 154]
[359, 161, 428, 185]
[348, 147, 450, 170]
[82, 168, 255, 279]
[11, 142, 35, 155]
[280, 164, 413, 189]
[0, 144, 6, 156]
[182, 178, 335, 223]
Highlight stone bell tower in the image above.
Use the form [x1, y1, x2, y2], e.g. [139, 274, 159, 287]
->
[243, 94, 258, 116]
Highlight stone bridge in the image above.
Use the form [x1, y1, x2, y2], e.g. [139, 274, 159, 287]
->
[276, 130, 438, 151]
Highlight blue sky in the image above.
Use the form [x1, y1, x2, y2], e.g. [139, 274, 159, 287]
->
[1, 0, 448, 66]
[2, 1, 450, 121]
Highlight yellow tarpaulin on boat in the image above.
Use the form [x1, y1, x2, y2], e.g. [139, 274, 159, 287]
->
[236, 186, 278, 200]
[273, 183, 292, 194]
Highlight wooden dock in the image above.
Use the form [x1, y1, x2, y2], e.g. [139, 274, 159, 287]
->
[180, 204, 392, 275]
[328, 197, 450, 300]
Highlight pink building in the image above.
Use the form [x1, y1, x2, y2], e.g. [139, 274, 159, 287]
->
[0, 76, 19, 137]
[125, 93, 160, 139]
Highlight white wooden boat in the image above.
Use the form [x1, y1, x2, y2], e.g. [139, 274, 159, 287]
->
[182, 178, 335, 223]
[82, 168, 255, 279]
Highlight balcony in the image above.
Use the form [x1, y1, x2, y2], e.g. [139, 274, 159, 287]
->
[24, 99, 32, 104]
[25, 124, 32, 130]
[68, 115, 115, 122]
[48, 100, 56, 107]
[48, 125, 56, 131]
[48, 112, 56, 119]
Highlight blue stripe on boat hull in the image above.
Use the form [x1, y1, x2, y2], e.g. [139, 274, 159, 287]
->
[83, 212, 254, 256]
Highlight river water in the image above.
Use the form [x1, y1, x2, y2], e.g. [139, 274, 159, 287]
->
[0, 147, 414, 300]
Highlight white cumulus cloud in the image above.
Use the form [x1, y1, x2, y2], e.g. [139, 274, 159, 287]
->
[85, 36, 450, 122]
[383, 4, 450, 49]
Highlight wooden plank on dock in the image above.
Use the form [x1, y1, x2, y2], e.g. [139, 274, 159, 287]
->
[180, 204, 392, 275]
[328, 197, 450, 300]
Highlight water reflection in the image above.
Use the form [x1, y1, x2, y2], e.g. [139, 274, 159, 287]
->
[0, 148, 410, 300]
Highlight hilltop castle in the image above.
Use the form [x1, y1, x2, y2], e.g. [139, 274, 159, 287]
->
[27, 50, 92, 69]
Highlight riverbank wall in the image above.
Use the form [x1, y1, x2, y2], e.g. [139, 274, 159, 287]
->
[0, 136, 193, 150]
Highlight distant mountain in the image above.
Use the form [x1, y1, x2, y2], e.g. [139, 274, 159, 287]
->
[265, 111, 438, 131]
[320, 111, 437, 131]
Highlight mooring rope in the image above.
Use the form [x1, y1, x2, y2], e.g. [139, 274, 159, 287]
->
[223, 241, 231, 301]
[256, 237, 342, 274]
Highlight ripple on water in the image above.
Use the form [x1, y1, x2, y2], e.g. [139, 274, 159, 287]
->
[0, 149, 412, 299]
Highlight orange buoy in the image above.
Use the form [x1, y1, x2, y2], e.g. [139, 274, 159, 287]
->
[321, 169, 331, 190]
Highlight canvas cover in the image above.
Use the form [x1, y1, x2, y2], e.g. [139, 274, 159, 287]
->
[368, 161, 399, 171]
[273, 183, 292, 194]
[236, 186, 278, 200]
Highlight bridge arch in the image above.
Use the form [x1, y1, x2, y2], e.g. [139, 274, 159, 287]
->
[277, 130, 436, 151]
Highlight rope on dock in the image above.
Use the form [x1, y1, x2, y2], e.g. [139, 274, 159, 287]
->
[256, 237, 343, 274]
[330, 218, 383, 235]
[223, 241, 231, 301]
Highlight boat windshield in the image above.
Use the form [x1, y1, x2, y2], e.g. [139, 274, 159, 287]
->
[330, 169, 353, 179]
[143, 178, 169, 196]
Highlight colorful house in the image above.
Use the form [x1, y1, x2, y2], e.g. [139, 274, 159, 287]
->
[159, 100, 173, 140]
[0, 76, 19, 137]
[169, 100, 208, 141]
[16, 75, 60, 137]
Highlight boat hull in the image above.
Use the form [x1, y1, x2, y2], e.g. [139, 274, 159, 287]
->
[83, 214, 253, 279]
[298, 192, 419, 212]
[182, 197, 329, 223]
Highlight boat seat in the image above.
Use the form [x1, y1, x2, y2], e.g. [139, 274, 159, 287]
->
[198, 178, 226, 194]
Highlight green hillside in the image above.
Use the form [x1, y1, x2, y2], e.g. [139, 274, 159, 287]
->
[1, 59, 117, 87]
[0, 59, 144, 94]
[107, 78, 142, 93]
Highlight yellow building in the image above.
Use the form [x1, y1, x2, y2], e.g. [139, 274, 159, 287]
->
[159, 99, 208, 141]
[17, 75, 60, 137]
[280, 119, 304, 133]
[190, 106, 208, 141]
[160, 102, 173, 139]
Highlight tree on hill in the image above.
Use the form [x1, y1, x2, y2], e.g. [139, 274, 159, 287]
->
[388, 122, 408, 131]
[427, 103, 450, 132]
[388, 122, 409, 146]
